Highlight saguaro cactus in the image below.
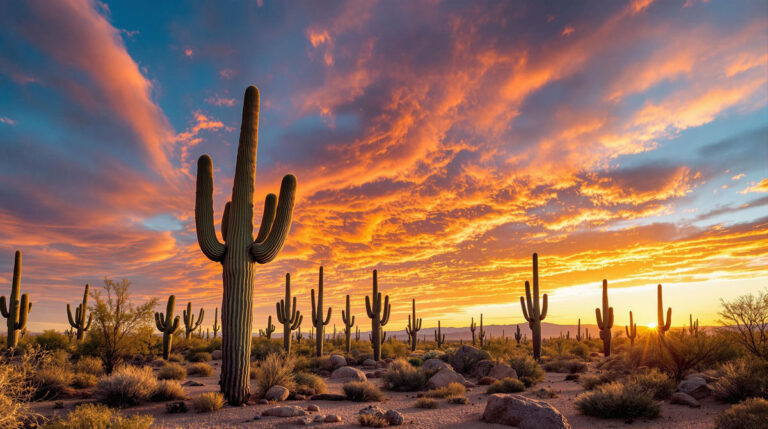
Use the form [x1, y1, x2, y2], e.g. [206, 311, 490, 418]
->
[295, 325, 303, 344]
[405, 299, 421, 352]
[355, 325, 360, 342]
[212, 308, 220, 338]
[514, 324, 522, 344]
[434, 321, 446, 348]
[520, 253, 548, 361]
[688, 314, 699, 336]
[341, 294, 355, 353]
[155, 295, 181, 360]
[66, 283, 93, 341]
[260, 315, 276, 339]
[195, 86, 296, 404]
[657, 284, 672, 336]
[66, 327, 75, 343]
[276, 273, 302, 352]
[365, 270, 391, 361]
[369, 327, 386, 344]
[1, 251, 31, 349]
[478, 313, 486, 347]
[183, 302, 204, 339]
[595, 279, 614, 357]
[311, 267, 332, 357]
[469, 317, 477, 346]
[625, 311, 637, 345]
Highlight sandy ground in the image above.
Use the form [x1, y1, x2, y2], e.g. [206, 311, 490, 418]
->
[32, 359, 728, 428]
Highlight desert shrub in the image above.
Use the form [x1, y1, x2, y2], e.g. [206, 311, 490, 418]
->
[343, 381, 385, 402]
[383, 358, 427, 391]
[712, 358, 768, 403]
[71, 373, 98, 389]
[421, 350, 445, 361]
[187, 362, 214, 377]
[424, 382, 465, 398]
[630, 369, 675, 400]
[570, 342, 590, 360]
[254, 353, 295, 397]
[192, 392, 225, 412]
[447, 395, 469, 404]
[532, 388, 558, 398]
[581, 371, 623, 390]
[294, 372, 326, 394]
[656, 331, 736, 379]
[157, 363, 186, 380]
[251, 337, 283, 361]
[449, 347, 491, 373]
[719, 289, 768, 360]
[35, 330, 70, 351]
[165, 401, 188, 414]
[187, 352, 211, 363]
[33, 366, 74, 400]
[408, 357, 422, 367]
[574, 382, 660, 419]
[415, 397, 438, 409]
[381, 341, 408, 359]
[168, 353, 184, 363]
[0, 357, 40, 429]
[73, 356, 104, 376]
[508, 355, 544, 383]
[715, 398, 768, 429]
[44, 403, 153, 429]
[543, 359, 587, 374]
[358, 413, 388, 427]
[151, 380, 186, 401]
[487, 377, 525, 394]
[96, 365, 158, 407]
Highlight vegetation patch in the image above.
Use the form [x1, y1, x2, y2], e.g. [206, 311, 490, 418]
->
[574, 382, 660, 420]
[343, 381, 385, 402]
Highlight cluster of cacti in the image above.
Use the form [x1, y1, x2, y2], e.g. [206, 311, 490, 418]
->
[183, 302, 204, 339]
[66, 283, 92, 341]
[259, 315, 275, 339]
[155, 295, 181, 360]
[434, 320, 446, 348]
[595, 279, 614, 357]
[514, 324, 522, 344]
[275, 273, 302, 352]
[478, 313, 486, 347]
[341, 294, 355, 353]
[689, 313, 699, 336]
[212, 307, 220, 338]
[311, 267, 332, 357]
[520, 253, 548, 361]
[194, 86, 297, 405]
[1, 251, 31, 349]
[365, 270, 391, 361]
[625, 311, 637, 345]
[469, 316, 477, 346]
[405, 299, 421, 352]
[657, 284, 672, 336]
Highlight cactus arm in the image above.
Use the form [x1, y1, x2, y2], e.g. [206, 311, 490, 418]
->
[380, 296, 391, 325]
[664, 308, 672, 331]
[289, 296, 298, 323]
[0, 296, 8, 319]
[532, 253, 540, 315]
[365, 295, 374, 318]
[250, 175, 297, 264]
[16, 294, 29, 330]
[608, 307, 614, 327]
[171, 316, 181, 333]
[195, 154, 226, 262]
[195, 308, 205, 329]
[221, 201, 231, 242]
[84, 313, 93, 332]
[155, 312, 166, 331]
[323, 306, 332, 325]
[291, 313, 303, 330]
[254, 194, 277, 244]
[351, 315, 355, 326]
[67, 304, 77, 327]
[595, 308, 604, 329]
[540, 293, 548, 320]
[520, 296, 530, 321]
[311, 289, 318, 326]
[524, 281, 534, 318]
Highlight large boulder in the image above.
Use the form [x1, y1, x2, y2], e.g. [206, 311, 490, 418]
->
[483, 394, 571, 428]
[362, 359, 377, 368]
[331, 366, 367, 382]
[677, 377, 710, 399]
[264, 385, 290, 401]
[450, 345, 491, 374]
[670, 392, 701, 408]
[385, 409, 404, 426]
[329, 355, 348, 369]
[427, 367, 467, 390]
[262, 406, 307, 417]
[489, 363, 517, 380]
[423, 358, 451, 373]
[471, 359, 495, 377]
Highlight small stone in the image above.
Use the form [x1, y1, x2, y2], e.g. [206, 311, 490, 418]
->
[325, 414, 342, 423]
[258, 399, 269, 405]
[426, 367, 467, 389]
[671, 392, 701, 408]
[488, 363, 517, 380]
[307, 404, 320, 412]
[261, 405, 307, 417]
[295, 417, 313, 425]
[331, 366, 367, 382]
[677, 377, 711, 399]
[422, 358, 451, 373]
[182, 380, 204, 386]
[264, 385, 290, 402]
[363, 359, 377, 368]
[314, 414, 326, 422]
[359, 405, 386, 417]
[385, 409, 404, 426]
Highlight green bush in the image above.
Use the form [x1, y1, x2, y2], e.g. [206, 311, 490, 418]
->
[543, 358, 587, 374]
[381, 341, 409, 359]
[35, 330, 70, 351]
[415, 397, 438, 409]
[408, 357, 422, 367]
[712, 358, 768, 403]
[715, 398, 768, 429]
[157, 363, 186, 380]
[45, 403, 153, 429]
[447, 395, 470, 404]
[581, 371, 623, 390]
[187, 352, 211, 363]
[487, 377, 525, 394]
[383, 358, 427, 391]
[254, 353, 295, 397]
[294, 372, 327, 394]
[73, 356, 104, 376]
[508, 355, 544, 384]
[343, 381, 385, 402]
[574, 382, 660, 419]
[251, 337, 283, 361]
[629, 369, 675, 400]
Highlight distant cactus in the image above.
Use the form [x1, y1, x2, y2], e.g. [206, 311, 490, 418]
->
[595, 279, 614, 357]
[586, 328, 591, 340]
[309, 326, 314, 342]
[65, 327, 74, 343]
[212, 307, 220, 338]
[405, 299, 421, 352]
[576, 319, 582, 341]
[469, 317, 477, 346]
[1, 251, 31, 349]
[520, 253, 548, 361]
[341, 295, 355, 353]
[295, 325, 303, 344]
[657, 284, 672, 336]
[625, 311, 637, 345]
[259, 315, 275, 339]
[689, 314, 699, 336]
[311, 267, 332, 357]
[434, 321, 446, 348]
[514, 324, 522, 344]
[355, 325, 360, 342]
[183, 302, 204, 339]
[66, 283, 93, 341]
[365, 270, 391, 361]
[275, 273, 302, 352]
[478, 313, 486, 347]
[155, 295, 181, 360]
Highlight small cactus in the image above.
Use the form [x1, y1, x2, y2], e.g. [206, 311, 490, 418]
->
[405, 299, 421, 352]
[66, 283, 93, 341]
[1, 251, 31, 349]
[341, 294, 355, 353]
[183, 302, 204, 339]
[469, 317, 477, 346]
[260, 315, 276, 339]
[478, 313, 486, 347]
[595, 279, 614, 357]
[657, 284, 672, 336]
[434, 321, 446, 348]
[65, 327, 74, 343]
[311, 267, 332, 357]
[514, 324, 522, 344]
[625, 311, 637, 345]
[365, 270, 391, 361]
[275, 273, 302, 352]
[295, 325, 303, 344]
[576, 319, 582, 341]
[520, 253, 548, 361]
[355, 325, 360, 342]
[155, 295, 181, 360]
[212, 307, 220, 338]
[688, 314, 699, 336]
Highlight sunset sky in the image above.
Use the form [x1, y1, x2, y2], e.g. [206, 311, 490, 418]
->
[0, 0, 766, 334]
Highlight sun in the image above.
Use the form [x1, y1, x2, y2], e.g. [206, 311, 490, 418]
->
[647, 322, 657, 329]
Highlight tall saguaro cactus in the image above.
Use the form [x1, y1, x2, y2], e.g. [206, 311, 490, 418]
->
[341, 295, 355, 353]
[311, 267, 332, 357]
[212, 308, 220, 338]
[405, 299, 421, 352]
[657, 284, 672, 336]
[520, 253, 548, 361]
[183, 302, 204, 339]
[689, 314, 699, 336]
[365, 270, 391, 361]
[478, 313, 486, 347]
[194, 86, 297, 405]
[66, 283, 92, 341]
[595, 279, 614, 357]
[434, 320, 446, 348]
[469, 317, 477, 346]
[276, 273, 302, 352]
[625, 311, 637, 345]
[576, 318, 582, 341]
[155, 295, 181, 360]
[1, 251, 31, 349]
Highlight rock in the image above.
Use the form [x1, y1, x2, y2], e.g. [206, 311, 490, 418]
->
[331, 366, 367, 382]
[450, 345, 491, 374]
[488, 363, 518, 380]
[685, 373, 716, 383]
[313, 414, 327, 422]
[670, 392, 701, 408]
[482, 394, 571, 429]
[374, 370, 385, 378]
[294, 394, 307, 400]
[426, 367, 468, 390]
[329, 355, 347, 369]
[363, 359, 377, 368]
[359, 405, 386, 417]
[295, 417, 312, 425]
[423, 358, 452, 373]
[182, 380, 204, 386]
[325, 414, 342, 423]
[471, 359, 495, 377]
[376, 360, 388, 369]
[478, 376, 497, 385]
[677, 377, 711, 399]
[318, 370, 331, 377]
[211, 350, 222, 360]
[307, 404, 320, 412]
[311, 393, 347, 401]
[464, 381, 476, 388]
[258, 399, 269, 405]
[385, 409, 404, 426]
[264, 385, 290, 402]
[261, 405, 307, 417]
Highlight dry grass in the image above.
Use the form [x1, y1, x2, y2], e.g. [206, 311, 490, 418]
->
[32, 366, 74, 400]
[383, 358, 427, 391]
[712, 358, 768, 403]
[487, 377, 525, 394]
[157, 363, 186, 380]
[187, 352, 211, 363]
[415, 397, 439, 409]
[45, 403, 153, 429]
[715, 397, 768, 429]
[187, 362, 214, 377]
[254, 353, 295, 397]
[168, 353, 184, 363]
[424, 382, 465, 398]
[447, 395, 470, 404]
[152, 380, 186, 401]
[192, 392, 225, 413]
[343, 381, 385, 402]
[574, 382, 660, 419]
[0, 358, 40, 429]
[72, 357, 104, 376]
[358, 413, 389, 427]
[96, 365, 158, 407]
[294, 371, 327, 394]
[629, 369, 675, 400]
[71, 373, 99, 389]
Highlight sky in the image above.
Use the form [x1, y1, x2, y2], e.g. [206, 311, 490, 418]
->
[0, 0, 766, 334]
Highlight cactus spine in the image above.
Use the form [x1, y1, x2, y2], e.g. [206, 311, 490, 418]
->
[66, 283, 92, 341]
[514, 324, 522, 344]
[595, 279, 614, 357]
[434, 321, 446, 347]
[212, 308, 220, 338]
[478, 313, 486, 347]
[657, 284, 672, 336]
[194, 86, 296, 405]
[365, 270, 391, 361]
[405, 299, 421, 352]
[155, 295, 181, 360]
[275, 273, 302, 352]
[520, 253, 548, 361]
[1, 251, 31, 349]
[183, 302, 204, 339]
[311, 267, 332, 357]
[625, 311, 637, 345]
[341, 294, 355, 353]
[469, 317, 477, 346]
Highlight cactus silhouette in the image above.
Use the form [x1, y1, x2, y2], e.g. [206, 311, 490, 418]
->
[1, 251, 31, 349]
[341, 294, 355, 353]
[595, 279, 614, 357]
[576, 319, 582, 341]
[657, 284, 672, 336]
[183, 302, 204, 339]
[194, 86, 296, 405]
[434, 321, 446, 348]
[514, 324, 522, 344]
[625, 311, 637, 345]
[405, 299, 421, 352]
[520, 253, 548, 361]
[355, 325, 360, 342]
[311, 267, 332, 357]
[369, 327, 387, 344]
[478, 313, 486, 347]
[295, 325, 303, 344]
[66, 327, 75, 343]
[66, 283, 92, 341]
[689, 313, 699, 336]
[365, 270, 391, 361]
[275, 273, 302, 352]
[155, 295, 181, 360]
[212, 307, 220, 338]
[469, 316, 477, 346]
[260, 315, 276, 339]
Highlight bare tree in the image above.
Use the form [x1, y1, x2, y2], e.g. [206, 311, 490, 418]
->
[719, 289, 768, 359]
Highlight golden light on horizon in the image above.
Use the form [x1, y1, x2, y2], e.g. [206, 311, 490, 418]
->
[647, 322, 657, 329]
